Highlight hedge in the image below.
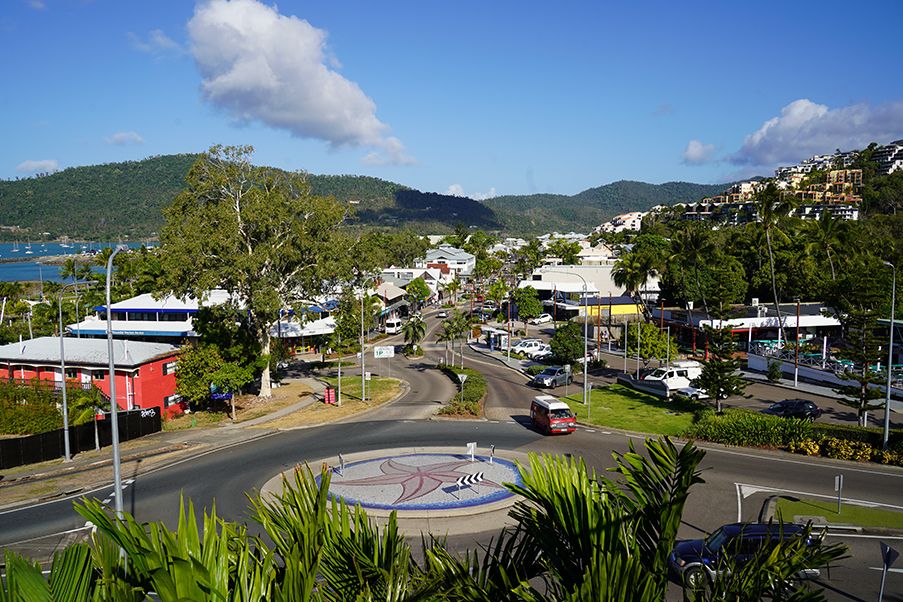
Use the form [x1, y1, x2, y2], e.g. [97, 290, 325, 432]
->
[438, 365, 486, 417]
[684, 408, 903, 466]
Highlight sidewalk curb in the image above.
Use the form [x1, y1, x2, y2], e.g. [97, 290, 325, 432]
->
[762, 499, 903, 536]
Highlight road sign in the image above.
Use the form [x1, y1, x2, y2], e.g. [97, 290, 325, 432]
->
[457, 374, 468, 384]
[455, 471, 484, 491]
[467, 441, 476, 461]
[374, 346, 395, 359]
[879, 542, 900, 601]
[365, 371, 372, 381]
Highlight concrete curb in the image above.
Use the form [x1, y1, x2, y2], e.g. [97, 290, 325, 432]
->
[761, 498, 903, 536]
[259, 446, 531, 536]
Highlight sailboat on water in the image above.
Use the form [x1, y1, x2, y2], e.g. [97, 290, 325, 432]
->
[24, 242, 33, 255]
[11, 241, 20, 253]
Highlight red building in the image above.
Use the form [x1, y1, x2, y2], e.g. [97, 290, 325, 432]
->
[0, 337, 183, 417]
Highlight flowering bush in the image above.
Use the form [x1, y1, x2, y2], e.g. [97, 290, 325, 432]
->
[820, 437, 873, 462]
[788, 439, 820, 456]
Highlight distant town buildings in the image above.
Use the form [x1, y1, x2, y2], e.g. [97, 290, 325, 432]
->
[593, 211, 646, 234]
[873, 139, 903, 175]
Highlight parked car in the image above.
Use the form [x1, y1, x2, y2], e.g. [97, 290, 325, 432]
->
[676, 386, 709, 400]
[511, 339, 543, 354]
[668, 522, 822, 590]
[531, 365, 572, 388]
[530, 313, 553, 325]
[643, 360, 703, 390]
[437, 310, 448, 319]
[525, 343, 552, 359]
[761, 399, 822, 421]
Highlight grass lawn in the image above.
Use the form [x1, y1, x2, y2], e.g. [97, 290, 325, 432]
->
[254, 376, 402, 429]
[775, 497, 903, 529]
[563, 384, 702, 436]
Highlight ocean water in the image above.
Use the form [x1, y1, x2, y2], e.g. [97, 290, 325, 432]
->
[0, 242, 148, 282]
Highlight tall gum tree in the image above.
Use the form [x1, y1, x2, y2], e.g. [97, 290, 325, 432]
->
[159, 145, 346, 398]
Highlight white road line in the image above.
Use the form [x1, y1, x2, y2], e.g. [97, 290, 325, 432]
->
[1, 525, 91, 547]
[828, 533, 903, 540]
[868, 566, 903, 572]
[735, 483, 743, 522]
[585, 429, 596, 433]
[736, 482, 903, 511]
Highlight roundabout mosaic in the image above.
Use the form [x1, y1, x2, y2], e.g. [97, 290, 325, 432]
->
[321, 453, 523, 511]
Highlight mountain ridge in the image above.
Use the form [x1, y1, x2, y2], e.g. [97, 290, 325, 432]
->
[0, 154, 727, 239]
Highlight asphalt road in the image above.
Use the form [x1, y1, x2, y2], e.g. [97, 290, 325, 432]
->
[2, 308, 902, 600]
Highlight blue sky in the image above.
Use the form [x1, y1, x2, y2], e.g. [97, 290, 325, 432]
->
[3, 1, 903, 198]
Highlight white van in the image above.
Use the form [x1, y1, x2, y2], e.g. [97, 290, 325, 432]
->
[384, 317, 403, 335]
[643, 360, 703, 390]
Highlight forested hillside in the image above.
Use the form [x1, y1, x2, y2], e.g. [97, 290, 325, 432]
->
[0, 154, 726, 239]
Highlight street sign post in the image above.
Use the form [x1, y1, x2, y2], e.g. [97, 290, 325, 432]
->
[457, 374, 468, 405]
[467, 441, 476, 462]
[834, 474, 844, 514]
[374, 346, 395, 359]
[879, 541, 899, 602]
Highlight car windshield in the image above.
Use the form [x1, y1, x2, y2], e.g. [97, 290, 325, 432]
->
[550, 409, 572, 419]
[704, 528, 729, 553]
[649, 369, 667, 378]
[539, 369, 557, 376]
[768, 402, 785, 410]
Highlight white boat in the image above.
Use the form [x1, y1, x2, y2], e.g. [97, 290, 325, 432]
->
[24, 242, 33, 255]
[11, 241, 19, 253]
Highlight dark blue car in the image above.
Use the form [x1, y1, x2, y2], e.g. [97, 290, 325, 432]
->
[668, 522, 821, 589]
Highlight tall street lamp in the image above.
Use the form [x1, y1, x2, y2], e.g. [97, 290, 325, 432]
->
[546, 271, 589, 409]
[106, 245, 128, 517]
[57, 280, 86, 462]
[794, 298, 801, 388]
[884, 261, 896, 450]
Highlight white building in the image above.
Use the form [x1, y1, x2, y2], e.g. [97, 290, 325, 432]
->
[417, 245, 476, 277]
[594, 212, 646, 234]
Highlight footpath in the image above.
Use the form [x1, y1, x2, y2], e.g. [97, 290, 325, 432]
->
[0, 377, 328, 512]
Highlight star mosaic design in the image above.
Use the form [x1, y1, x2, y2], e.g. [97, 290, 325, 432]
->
[336, 458, 502, 504]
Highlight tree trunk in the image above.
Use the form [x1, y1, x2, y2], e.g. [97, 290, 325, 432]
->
[258, 328, 273, 398]
[827, 248, 836, 280]
[766, 229, 787, 344]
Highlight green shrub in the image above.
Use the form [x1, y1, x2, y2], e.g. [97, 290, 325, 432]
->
[813, 422, 903, 450]
[684, 409, 813, 448]
[766, 360, 783, 383]
[438, 365, 486, 417]
[525, 365, 547, 376]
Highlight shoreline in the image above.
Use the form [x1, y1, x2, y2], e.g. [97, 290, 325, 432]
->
[0, 254, 96, 266]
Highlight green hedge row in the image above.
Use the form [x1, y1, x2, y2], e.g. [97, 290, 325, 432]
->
[438, 365, 486, 417]
[684, 408, 903, 466]
[684, 409, 813, 448]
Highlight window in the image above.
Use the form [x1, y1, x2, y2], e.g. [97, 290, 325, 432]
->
[65, 368, 79, 379]
[92, 370, 106, 381]
[163, 361, 178, 375]
[163, 394, 182, 407]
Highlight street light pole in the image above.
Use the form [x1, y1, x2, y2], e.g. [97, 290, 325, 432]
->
[360, 287, 365, 403]
[884, 261, 896, 450]
[546, 270, 590, 408]
[105, 246, 126, 518]
[794, 298, 801, 388]
[57, 284, 75, 462]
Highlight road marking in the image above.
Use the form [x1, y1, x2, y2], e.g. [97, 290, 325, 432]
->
[585, 429, 596, 433]
[869, 567, 903, 572]
[1, 525, 91, 547]
[735, 483, 743, 522]
[736, 482, 903, 511]
[601, 431, 611, 434]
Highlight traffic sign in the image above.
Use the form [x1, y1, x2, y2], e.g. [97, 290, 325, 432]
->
[374, 346, 395, 359]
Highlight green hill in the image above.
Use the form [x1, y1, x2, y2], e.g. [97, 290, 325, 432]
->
[0, 154, 726, 239]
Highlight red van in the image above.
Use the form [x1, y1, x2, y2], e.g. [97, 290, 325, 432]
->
[530, 395, 577, 435]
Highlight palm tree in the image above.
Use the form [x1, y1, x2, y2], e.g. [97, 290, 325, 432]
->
[402, 315, 426, 354]
[436, 326, 453, 365]
[445, 276, 461, 306]
[612, 251, 655, 321]
[803, 210, 844, 280]
[669, 224, 716, 318]
[754, 184, 798, 344]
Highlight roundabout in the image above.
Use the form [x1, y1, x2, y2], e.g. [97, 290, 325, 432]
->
[260, 446, 530, 534]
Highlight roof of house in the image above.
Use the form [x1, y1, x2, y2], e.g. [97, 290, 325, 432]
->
[0, 337, 179, 368]
[68, 316, 196, 338]
[424, 245, 475, 262]
[96, 290, 232, 314]
[375, 282, 408, 301]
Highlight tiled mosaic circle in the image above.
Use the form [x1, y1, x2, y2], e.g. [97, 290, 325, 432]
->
[322, 453, 523, 511]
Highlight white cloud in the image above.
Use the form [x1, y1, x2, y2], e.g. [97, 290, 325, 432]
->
[731, 98, 903, 166]
[105, 131, 145, 145]
[28, 0, 46, 10]
[128, 29, 183, 55]
[444, 184, 497, 200]
[16, 159, 58, 174]
[682, 139, 716, 165]
[188, 0, 413, 164]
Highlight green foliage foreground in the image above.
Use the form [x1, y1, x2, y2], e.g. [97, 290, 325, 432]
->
[1, 438, 846, 601]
